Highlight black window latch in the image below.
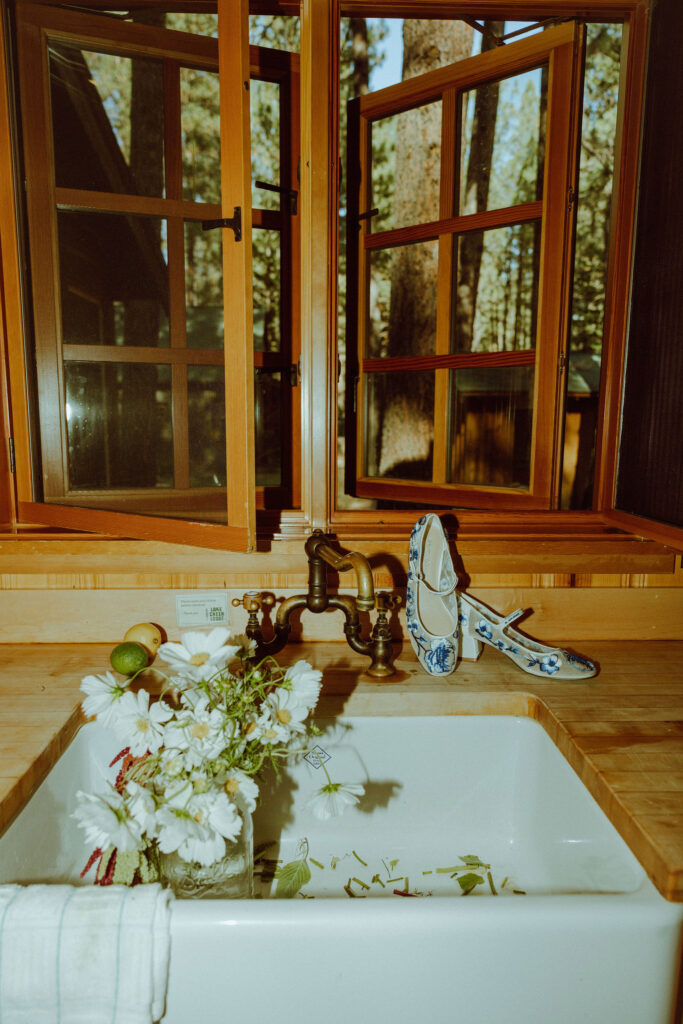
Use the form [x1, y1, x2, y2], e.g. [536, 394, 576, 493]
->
[255, 180, 298, 215]
[201, 206, 242, 241]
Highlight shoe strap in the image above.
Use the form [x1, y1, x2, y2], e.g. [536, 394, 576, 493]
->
[502, 608, 525, 628]
[413, 570, 458, 599]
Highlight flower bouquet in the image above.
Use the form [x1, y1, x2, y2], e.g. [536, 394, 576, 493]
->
[73, 626, 363, 898]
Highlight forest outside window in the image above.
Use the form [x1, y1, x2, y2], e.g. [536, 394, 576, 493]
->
[340, 15, 624, 514]
[12, 3, 300, 546]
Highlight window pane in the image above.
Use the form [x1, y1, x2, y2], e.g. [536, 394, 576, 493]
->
[58, 210, 169, 347]
[364, 370, 434, 479]
[185, 221, 223, 350]
[452, 221, 539, 353]
[367, 240, 438, 357]
[255, 370, 284, 487]
[188, 366, 225, 488]
[251, 79, 281, 211]
[50, 44, 165, 197]
[181, 67, 220, 204]
[458, 66, 546, 215]
[370, 101, 442, 231]
[253, 228, 282, 353]
[65, 362, 172, 489]
[448, 365, 533, 487]
[249, 15, 300, 52]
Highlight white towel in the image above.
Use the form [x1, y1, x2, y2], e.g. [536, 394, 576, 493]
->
[0, 883, 172, 1024]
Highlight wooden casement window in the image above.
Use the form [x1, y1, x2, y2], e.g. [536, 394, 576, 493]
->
[11, 2, 300, 550]
[345, 23, 587, 511]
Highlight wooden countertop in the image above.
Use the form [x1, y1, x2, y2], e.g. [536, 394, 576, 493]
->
[1, 640, 683, 900]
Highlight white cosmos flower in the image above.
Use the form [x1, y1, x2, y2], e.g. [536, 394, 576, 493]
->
[156, 785, 242, 866]
[109, 689, 173, 756]
[266, 688, 310, 738]
[223, 769, 259, 813]
[80, 671, 127, 726]
[124, 781, 157, 834]
[247, 708, 289, 746]
[306, 782, 364, 820]
[284, 660, 322, 709]
[157, 628, 241, 682]
[165, 696, 226, 768]
[72, 789, 142, 852]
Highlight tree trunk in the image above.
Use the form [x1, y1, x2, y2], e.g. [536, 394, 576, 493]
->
[349, 18, 370, 96]
[455, 21, 504, 353]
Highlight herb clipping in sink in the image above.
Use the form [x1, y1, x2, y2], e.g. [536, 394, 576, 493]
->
[274, 839, 312, 898]
[265, 844, 524, 899]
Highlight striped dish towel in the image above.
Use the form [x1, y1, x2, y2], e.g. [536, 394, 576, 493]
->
[0, 883, 172, 1024]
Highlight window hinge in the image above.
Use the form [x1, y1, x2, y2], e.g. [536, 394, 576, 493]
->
[201, 206, 242, 241]
[289, 362, 299, 387]
[8, 437, 15, 473]
[559, 351, 567, 372]
[567, 186, 576, 211]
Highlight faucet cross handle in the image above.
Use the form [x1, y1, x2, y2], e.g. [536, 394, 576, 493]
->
[375, 592, 402, 614]
[232, 591, 276, 638]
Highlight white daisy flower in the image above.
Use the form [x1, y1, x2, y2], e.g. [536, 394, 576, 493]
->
[110, 689, 173, 757]
[72, 789, 142, 852]
[306, 782, 364, 820]
[223, 769, 259, 813]
[284, 660, 323, 708]
[157, 628, 241, 682]
[266, 688, 311, 738]
[80, 671, 127, 725]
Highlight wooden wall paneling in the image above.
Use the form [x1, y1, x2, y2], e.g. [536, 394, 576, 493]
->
[0, 583, 680, 642]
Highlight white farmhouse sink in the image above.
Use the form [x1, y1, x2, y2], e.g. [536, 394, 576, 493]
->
[1, 714, 682, 1023]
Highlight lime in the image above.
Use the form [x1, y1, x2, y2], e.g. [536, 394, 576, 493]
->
[123, 622, 163, 657]
[110, 641, 149, 676]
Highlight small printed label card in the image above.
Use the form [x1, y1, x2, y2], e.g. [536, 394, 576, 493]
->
[175, 591, 229, 628]
[304, 745, 331, 769]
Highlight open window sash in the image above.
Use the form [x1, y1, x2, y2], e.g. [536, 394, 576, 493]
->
[11, 1, 258, 550]
[346, 22, 585, 511]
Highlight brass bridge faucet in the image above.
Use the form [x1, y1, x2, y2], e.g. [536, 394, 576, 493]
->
[233, 530, 399, 678]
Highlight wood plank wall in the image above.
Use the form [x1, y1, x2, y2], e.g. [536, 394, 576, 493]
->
[0, 536, 680, 643]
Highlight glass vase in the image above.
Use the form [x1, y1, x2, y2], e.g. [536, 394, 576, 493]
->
[159, 798, 253, 899]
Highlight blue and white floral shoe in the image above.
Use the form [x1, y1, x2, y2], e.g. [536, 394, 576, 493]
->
[406, 514, 460, 676]
[458, 591, 596, 680]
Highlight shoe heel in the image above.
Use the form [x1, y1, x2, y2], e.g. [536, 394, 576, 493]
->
[460, 625, 483, 661]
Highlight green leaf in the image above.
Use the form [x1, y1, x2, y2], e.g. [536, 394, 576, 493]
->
[457, 872, 484, 895]
[274, 856, 311, 898]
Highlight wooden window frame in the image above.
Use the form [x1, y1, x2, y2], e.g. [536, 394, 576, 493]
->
[5, 0, 263, 550]
[318, 0, 682, 551]
[345, 22, 584, 510]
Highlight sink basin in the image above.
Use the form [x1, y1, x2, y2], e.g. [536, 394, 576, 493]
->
[1, 714, 682, 1023]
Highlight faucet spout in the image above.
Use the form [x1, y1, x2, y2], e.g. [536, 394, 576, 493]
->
[304, 531, 375, 612]
[248, 530, 397, 678]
